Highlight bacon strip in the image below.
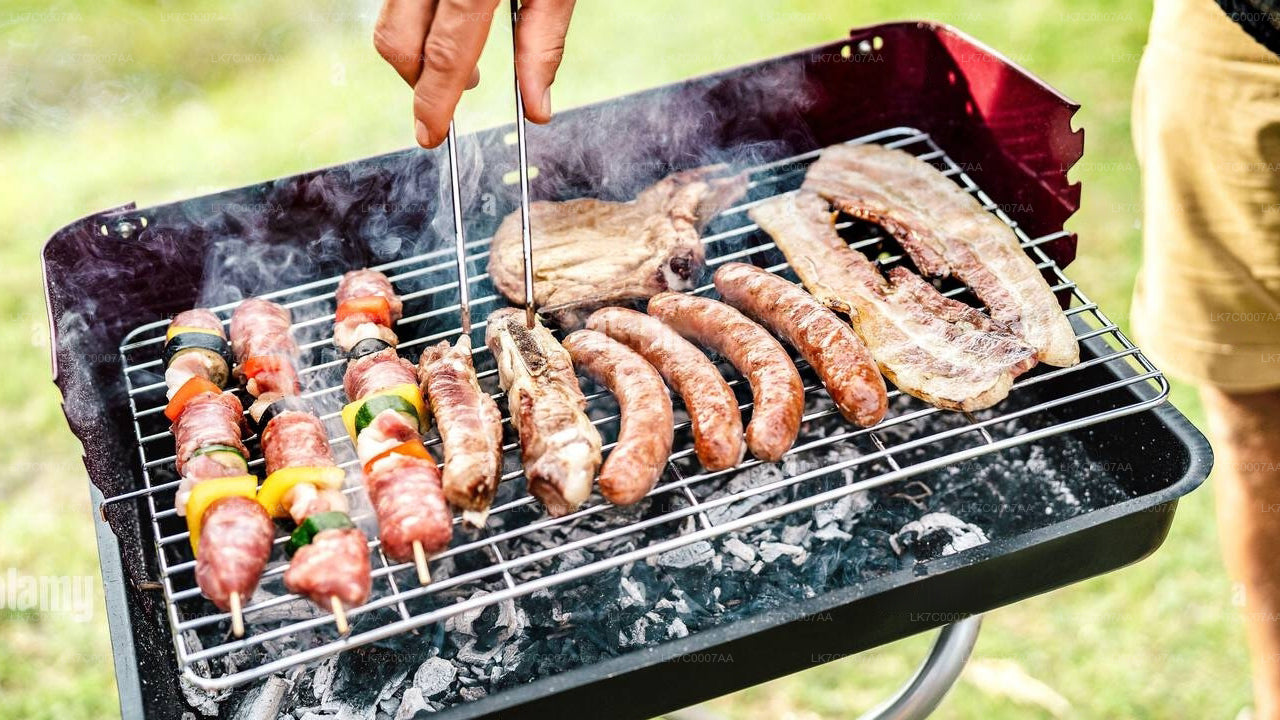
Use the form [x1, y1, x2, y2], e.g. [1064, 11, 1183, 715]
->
[802, 143, 1078, 367]
[749, 191, 1037, 411]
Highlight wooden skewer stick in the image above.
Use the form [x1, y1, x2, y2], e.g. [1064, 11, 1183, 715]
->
[331, 596, 349, 635]
[412, 540, 431, 586]
[229, 591, 245, 638]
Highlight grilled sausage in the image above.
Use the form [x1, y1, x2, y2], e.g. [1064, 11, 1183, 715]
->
[563, 330, 673, 504]
[261, 410, 335, 475]
[418, 335, 505, 518]
[714, 262, 887, 427]
[335, 270, 403, 351]
[194, 496, 274, 611]
[343, 348, 418, 402]
[647, 293, 804, 463]
[284, 527, 372, 607]
[365, 453, 453, 559]
[585, 307, 744, 472]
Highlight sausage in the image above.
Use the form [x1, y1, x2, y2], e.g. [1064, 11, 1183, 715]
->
[586, 307, 744, 471]
[563, 330, 673, 504]
[194, 496, 274, 611]
[418, 335, 504, 516]
[229, 298, 297, 363]
[261, 410, 336, 475]
[173, 392, 248, 477]
[336, 269, 404, 322]
[647, 293, 804, 463]
[714, 262, 887, 427]
[284, 527, 372, 607]
[365, 454, 453, 559]
[343, 347, 417, 402]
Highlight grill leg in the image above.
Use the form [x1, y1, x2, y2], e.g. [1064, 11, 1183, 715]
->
[663, 615, 982, 720]
[857, 615, 983, 720]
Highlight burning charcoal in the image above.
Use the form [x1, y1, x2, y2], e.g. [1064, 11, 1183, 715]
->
[668, 617, 689, 638]
[412, 657, 457, 698]
[658, 540, 714, 568]
[459, 686, 487, 702]
[233, 676, 288, 720]
[311, 657, 339, 706]
[890, 512, 989, 559]
[393, 688, 427, 720]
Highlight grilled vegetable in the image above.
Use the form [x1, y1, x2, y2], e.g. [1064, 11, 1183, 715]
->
[336, 296, 392, 327]
[340, 383, 425, 440]
[362, 438, 435, 474]
[164, 377, 224, 422]
[345, 337, 393, 360]
[186, 475, 259, 552]
[257, 466, 346, 518]
[190, 444, 249, 473]
[285, 511, 356, 557]
[163, 331, 233, 386]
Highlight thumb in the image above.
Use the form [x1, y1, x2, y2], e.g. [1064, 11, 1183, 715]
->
[514, 0, 576, 124]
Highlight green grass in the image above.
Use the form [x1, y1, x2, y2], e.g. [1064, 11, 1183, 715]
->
[0, 0, 1243, 717]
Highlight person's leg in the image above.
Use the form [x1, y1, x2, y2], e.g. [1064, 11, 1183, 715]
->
[1204, 386, 1280, 720]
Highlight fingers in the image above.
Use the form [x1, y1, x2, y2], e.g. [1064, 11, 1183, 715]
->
[413, 0, 502, 147]
[515, 0, 576, 124]
[373, 0, 439, 86]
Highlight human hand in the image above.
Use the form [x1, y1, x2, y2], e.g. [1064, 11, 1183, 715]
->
[373, 0, 577, 148]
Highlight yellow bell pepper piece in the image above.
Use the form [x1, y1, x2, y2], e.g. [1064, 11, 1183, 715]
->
[166, 325, 224, 342]
[256, 466, 346, 518]
[340, 383, 426, 441]
[186, 475, 259, 553]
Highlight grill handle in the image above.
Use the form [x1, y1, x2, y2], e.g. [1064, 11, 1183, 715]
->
[857, 615, 983, 720]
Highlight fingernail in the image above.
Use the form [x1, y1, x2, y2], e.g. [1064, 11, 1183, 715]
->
[415, 119, 431, 147]
[539, 87, 552, 120]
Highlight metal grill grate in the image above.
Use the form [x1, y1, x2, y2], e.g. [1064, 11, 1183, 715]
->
[113, 126, 1168, 690]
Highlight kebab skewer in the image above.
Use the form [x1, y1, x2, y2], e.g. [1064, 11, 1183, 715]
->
[163, 309, 272, 637]
[229, 298, 371, 632]
[333, 270, 452, 584]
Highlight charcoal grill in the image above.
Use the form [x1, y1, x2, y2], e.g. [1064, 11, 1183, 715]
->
[44, 21, 1211, 720]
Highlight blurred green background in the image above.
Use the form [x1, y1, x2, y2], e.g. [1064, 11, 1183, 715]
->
[0, 0, 1244, 718]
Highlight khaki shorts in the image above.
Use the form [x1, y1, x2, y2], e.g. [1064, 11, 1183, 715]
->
[1131, 0, 1280, 391]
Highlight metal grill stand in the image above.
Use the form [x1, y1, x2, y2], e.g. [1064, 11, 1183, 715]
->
[109, 126, 1167, 693]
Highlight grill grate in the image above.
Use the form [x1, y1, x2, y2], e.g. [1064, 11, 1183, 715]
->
[113, 126, 1167, 690]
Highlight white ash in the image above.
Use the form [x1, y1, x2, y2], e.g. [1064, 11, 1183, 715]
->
[413, 657, 456, 698]
[781, 523, 811, 545]
[658, 540, 714, 568]
[890, 512, 989, 557]
[668, 617, 689, 638]
[722, 536, 757, 563]
[233, 675, 288, 720]
[813, 525, 853, 542]
[393, 688, 427, 720]
[620, 575, 646, 606]
[759, 542, 808, 565]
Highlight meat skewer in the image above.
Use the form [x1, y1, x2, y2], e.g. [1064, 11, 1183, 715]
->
[162, 309, 271, 637]
[418, 336, 504, 526]
[341, 346, 452, 583]
[585, 307, 744, 472]
[335, 271, 452, 582]
[563, 330, 673, 504]
[647, 293, 806, 463]
[230, 298, 371, 631]
[485, 308, 602, 517]
[713, 262, 888, 427]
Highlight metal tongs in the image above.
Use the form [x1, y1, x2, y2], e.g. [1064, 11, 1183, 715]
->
[445, 0, 536, 336]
